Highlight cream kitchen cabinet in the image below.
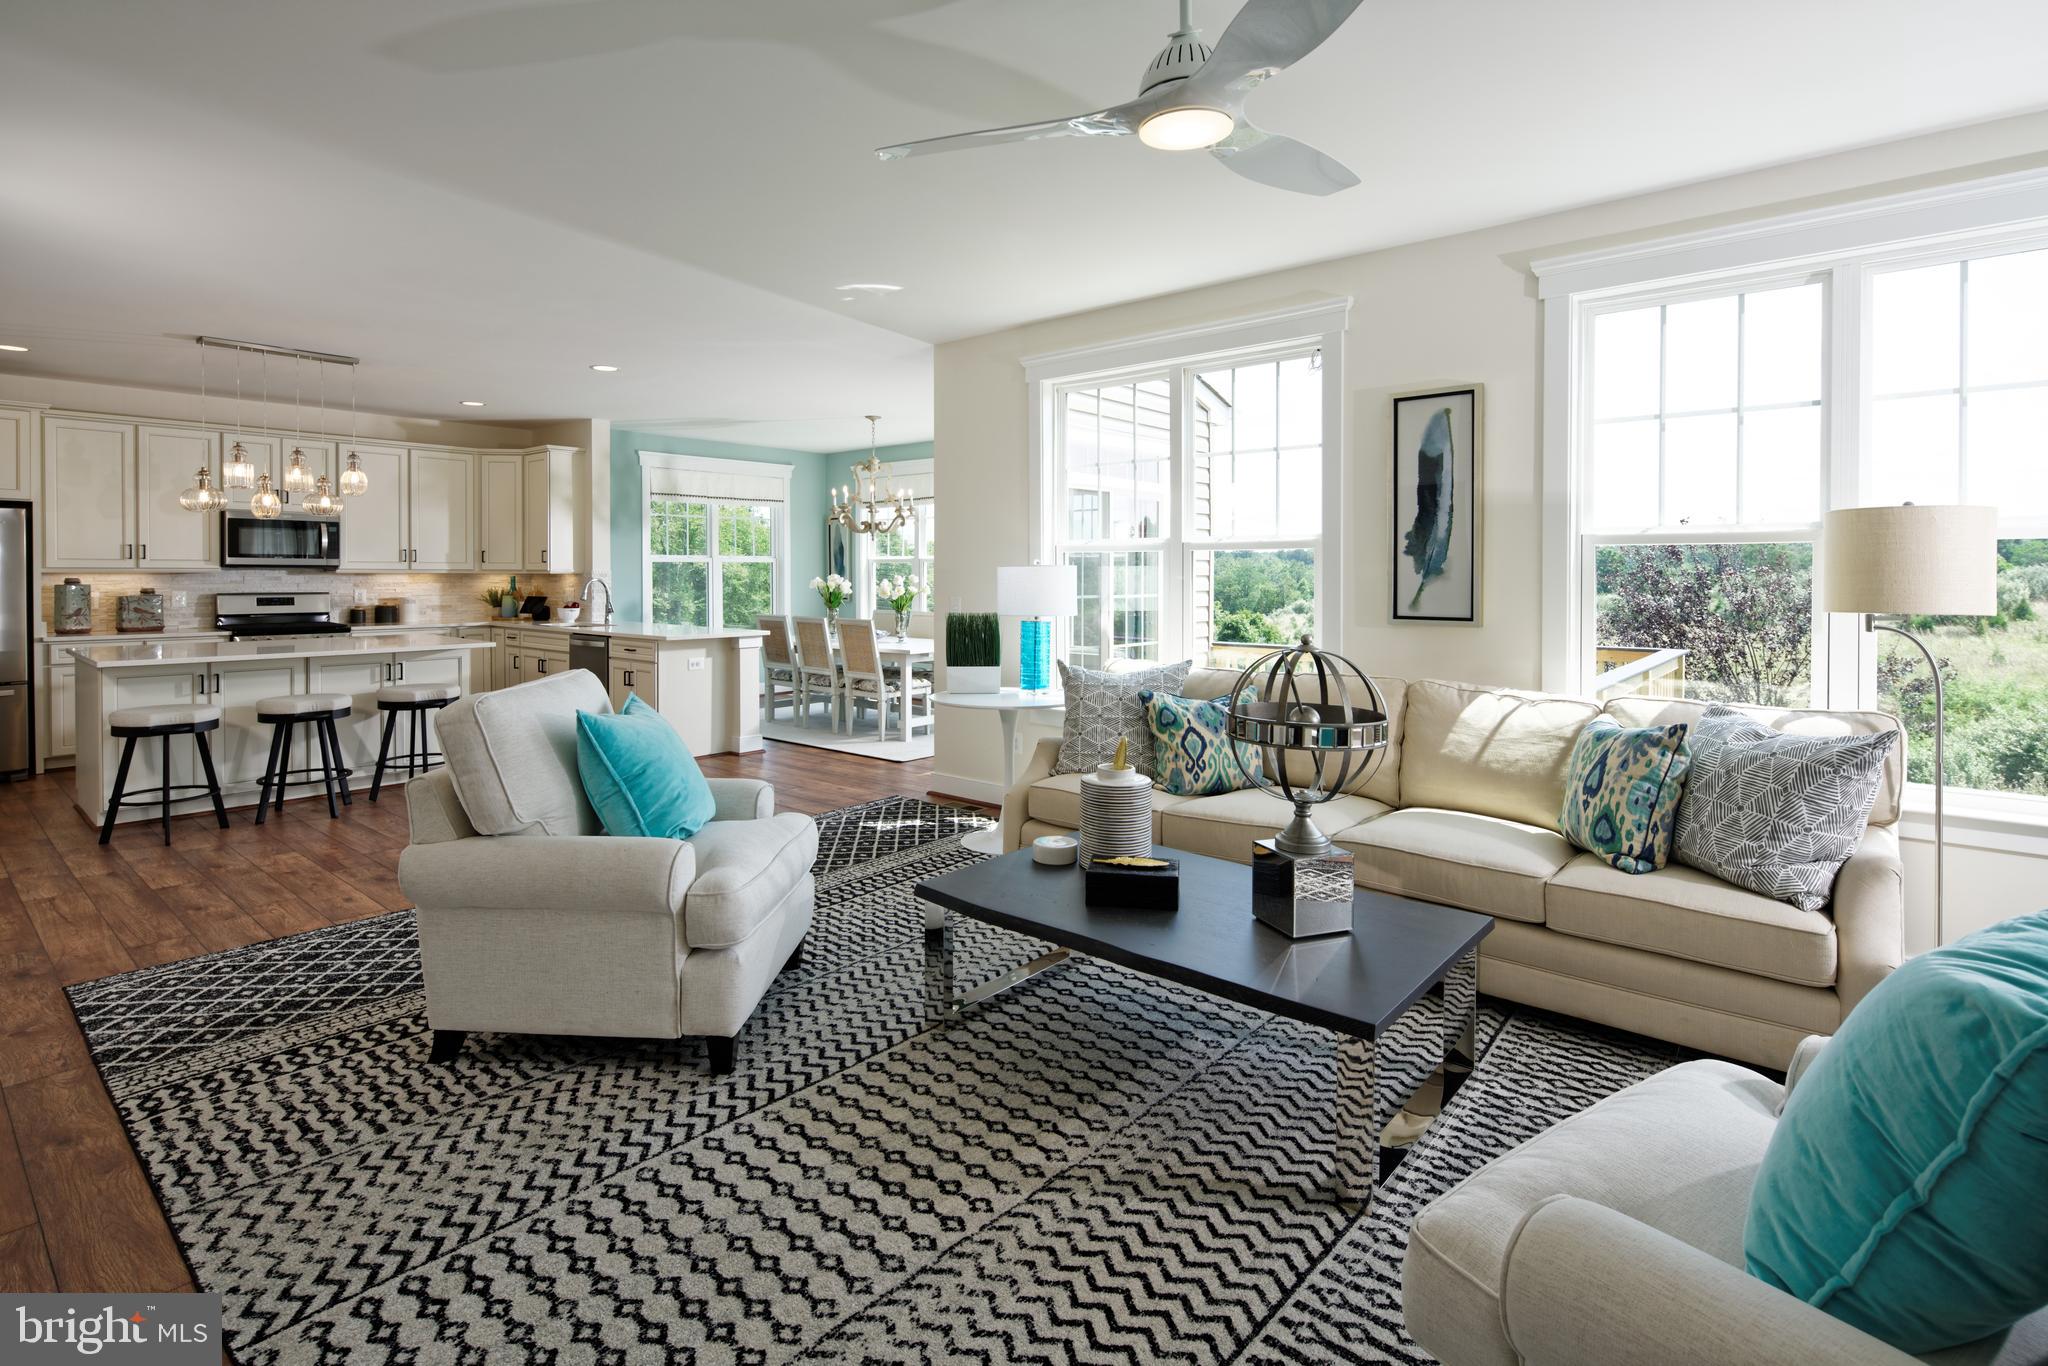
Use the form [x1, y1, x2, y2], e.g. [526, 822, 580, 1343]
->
[137, 426, 221, 569]
[338, 444, 409, 570]
[0, 406, 38, 498]
[408, 449, 474, 570]
[502, 629, 569, 688]
[477, 452, 522, 571]
[43, 417, 136, 568]
[608, 658, 657, 711]
[203, 660, 305, 786]
[42, 654, 75, 763]
[522, 445, 585, 575]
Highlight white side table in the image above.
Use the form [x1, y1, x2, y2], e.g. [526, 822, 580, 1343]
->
[929, 687, 1065, 854]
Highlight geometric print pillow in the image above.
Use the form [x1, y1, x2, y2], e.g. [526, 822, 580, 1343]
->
[1559, 717, 1692, 875]
[1053, 659, 1192, 779]
[1139, 690, 1261, 797]
[1674, 706, 1898, 912]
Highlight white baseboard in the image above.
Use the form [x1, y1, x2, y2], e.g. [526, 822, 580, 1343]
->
[931, 771, 1006, 806]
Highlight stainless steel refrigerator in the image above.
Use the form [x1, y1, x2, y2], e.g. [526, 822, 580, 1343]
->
[0, 504, 29, 778]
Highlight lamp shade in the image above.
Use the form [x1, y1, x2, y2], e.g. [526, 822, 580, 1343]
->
[997, 564, 1078, 617]
[1822, 505, 1997, 616]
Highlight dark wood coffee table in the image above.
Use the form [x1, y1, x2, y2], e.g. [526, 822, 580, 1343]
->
[915, 846, 1493, 1205]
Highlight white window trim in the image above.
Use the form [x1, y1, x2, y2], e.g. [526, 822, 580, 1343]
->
[637, 451, 793, 628]
[1535, 167, 2048, 835]
[1024, 299, 1351, 662]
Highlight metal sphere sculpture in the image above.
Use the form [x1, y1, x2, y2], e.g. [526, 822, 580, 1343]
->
[1224, 636, 1390, 858]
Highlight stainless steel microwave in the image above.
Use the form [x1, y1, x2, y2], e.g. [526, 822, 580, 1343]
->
[220, 509, 342, 567]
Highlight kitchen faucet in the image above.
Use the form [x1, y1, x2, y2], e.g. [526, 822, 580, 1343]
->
[582, 576, 614, 624]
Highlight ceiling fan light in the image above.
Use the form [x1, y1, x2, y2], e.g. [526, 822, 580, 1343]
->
[1138, 106, 1233, 151]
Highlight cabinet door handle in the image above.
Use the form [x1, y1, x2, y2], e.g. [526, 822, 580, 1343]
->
[195, 672, 206, 697]
[398, 661, 406, 682]
[139, 543, 147, 560]
[213, 673, 221, 694]
[123, 543, 133, 558]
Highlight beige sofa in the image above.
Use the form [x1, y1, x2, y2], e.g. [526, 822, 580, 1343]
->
[1000, 673, 1905, 1069]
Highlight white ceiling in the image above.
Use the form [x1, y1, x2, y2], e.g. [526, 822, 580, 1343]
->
[3, 0, 2047, 450]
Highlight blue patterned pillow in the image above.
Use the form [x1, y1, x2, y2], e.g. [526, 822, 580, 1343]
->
[1139, 691, 1260, 797]
[1559, 717, 1691, 874]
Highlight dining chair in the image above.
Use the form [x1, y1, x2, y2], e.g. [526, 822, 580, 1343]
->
[840, 618, 932, 738]
[792, 616, 842, 731]
[756, 614, 800, 720]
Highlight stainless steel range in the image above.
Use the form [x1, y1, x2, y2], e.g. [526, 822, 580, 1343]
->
[215, 591, 353, 642]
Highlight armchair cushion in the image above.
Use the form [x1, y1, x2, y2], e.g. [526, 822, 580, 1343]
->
[437, 669, 611, 837]
[576, 694, 716, 840]
[681, 813, 819, 950]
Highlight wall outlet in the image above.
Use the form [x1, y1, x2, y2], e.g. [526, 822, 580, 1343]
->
[687, 656, 706, 671]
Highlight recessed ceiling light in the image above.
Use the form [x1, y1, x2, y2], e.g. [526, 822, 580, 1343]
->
[0, 344, 27, 353]
[589, 364, 619, 372]
[460, 400, 486, 407]
[834, 283, 902, 295]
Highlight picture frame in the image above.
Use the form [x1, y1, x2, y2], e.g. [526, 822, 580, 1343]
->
[1391, 385, 1482, 623]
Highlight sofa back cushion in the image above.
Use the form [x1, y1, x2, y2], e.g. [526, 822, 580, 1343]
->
[1401, 680, 1600, 832]
[437, 668, 611, 837]
[1177, 665, 1405, 807]
[1603, 695, 1904, 826]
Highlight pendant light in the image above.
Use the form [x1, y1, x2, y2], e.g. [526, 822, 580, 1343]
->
[304, 473, 340, 515]
[339, 361, 369, 497]
[250, 469, 282, 519]
[221, 345, 256, 489]
[283, 355, 313, 494]
[179, 341, 225, 512]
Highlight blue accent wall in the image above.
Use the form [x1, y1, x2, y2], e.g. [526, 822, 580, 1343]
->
[611, 431, 935, 621]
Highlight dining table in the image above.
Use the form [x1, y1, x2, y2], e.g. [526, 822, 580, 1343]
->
[830, 631, 935, 742]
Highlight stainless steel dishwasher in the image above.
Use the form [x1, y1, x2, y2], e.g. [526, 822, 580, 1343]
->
[569, 633, 610, 687]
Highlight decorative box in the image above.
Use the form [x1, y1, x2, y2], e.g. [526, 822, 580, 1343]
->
[1251, 839, 1356, 938]
[53, 578, 93, 635]
[116, 589, 165, 634]
[1084, 856, 1179, 911]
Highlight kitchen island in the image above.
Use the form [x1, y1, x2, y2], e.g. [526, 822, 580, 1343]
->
[66, 633, 493, 826]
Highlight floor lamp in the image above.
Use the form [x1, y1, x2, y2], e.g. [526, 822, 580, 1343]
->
[1822, 504, 1997, 946]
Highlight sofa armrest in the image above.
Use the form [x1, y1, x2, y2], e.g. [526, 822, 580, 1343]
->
[1001, 738, 1063, 852]
[1782, 1034, 1830, 1109]
[1833, 823, 1903, 1017]
[707, 777, 774, 822]
[400, 834, 694, 918]
[1501, 1196, 1917, 1366]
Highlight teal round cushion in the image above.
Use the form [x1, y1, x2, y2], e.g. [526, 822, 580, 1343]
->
[575, 693, 716, 841]
[1744, 910, 2048, 1352]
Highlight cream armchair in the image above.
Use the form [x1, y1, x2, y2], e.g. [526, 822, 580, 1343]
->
[398, 670, 816, 1074]
[1401, 1036, 2046, 1366]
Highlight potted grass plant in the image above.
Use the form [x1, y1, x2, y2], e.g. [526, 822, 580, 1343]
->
[945, 611, 1001, 693]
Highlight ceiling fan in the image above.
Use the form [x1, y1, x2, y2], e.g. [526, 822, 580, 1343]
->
[875, 0, 1364, 196]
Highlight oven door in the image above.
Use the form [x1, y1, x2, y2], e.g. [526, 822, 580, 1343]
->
[220, 512, 342, 567]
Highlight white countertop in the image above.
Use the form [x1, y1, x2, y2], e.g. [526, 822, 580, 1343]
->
[500, 620, 768, 642]
[66, 633, 496, 669]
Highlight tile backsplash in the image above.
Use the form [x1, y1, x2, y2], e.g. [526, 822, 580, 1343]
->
[40, 571, 587, 635]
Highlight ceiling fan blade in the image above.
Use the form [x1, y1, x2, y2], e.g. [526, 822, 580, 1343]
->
[876, 106, 1138, 161]
[1194, 0, 1365, 93]
[1209, 122, 1358, 196]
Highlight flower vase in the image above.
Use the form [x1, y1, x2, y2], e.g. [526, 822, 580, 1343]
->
[893, 609, 909, 639]
[826, 607, 840, 632]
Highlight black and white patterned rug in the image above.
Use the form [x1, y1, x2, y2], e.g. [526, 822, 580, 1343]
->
[70, 798, 1683, 1365]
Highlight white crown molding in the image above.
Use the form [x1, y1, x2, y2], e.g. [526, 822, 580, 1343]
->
[1530, 165, 2048, 299]
[1021, 297, 1352, 385]
[638, 449, 794, 482]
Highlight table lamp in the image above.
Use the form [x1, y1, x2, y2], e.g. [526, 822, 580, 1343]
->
[997, 564, 1077, 693]
[1822, 503, 1996, 944]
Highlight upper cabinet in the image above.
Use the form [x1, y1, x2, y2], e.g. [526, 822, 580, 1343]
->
[522, 445, 585, 576]
[338, 444, 410, 570]
[43, 418, 136, 569]
[477, 452, 523, 572]
[218, 431, 282, 509]
[407, 450, 473, 571]
[136, 426, 219, 569]
[0, 406, 37, 498]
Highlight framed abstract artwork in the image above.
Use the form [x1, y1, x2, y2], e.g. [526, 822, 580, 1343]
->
[1391, 385, 1482, 623]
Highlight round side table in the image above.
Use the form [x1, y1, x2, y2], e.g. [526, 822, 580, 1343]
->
[929, 687, 1066, 854]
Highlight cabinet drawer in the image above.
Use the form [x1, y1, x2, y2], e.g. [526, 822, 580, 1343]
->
[610, 639, 656, 662]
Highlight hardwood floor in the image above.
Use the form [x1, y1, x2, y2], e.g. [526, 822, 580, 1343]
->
[0, 740, 961, 1300]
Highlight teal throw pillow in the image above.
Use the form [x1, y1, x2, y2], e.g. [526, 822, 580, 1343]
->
[1558, 717, 1691, 874]
[1139, 690, 1259, 797]
[575, 693, 717, 840]
[1744, 911, 2048, 1353]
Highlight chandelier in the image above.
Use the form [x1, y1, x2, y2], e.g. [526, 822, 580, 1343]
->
[195, 336, 369, 500]
[829, 415, 912, 537]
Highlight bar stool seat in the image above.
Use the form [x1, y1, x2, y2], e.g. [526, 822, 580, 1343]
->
[254, 694, 353, 823]
[100, 704, 230, 846]
[369, 684, 461, 802]
[377, 683, 460, 705]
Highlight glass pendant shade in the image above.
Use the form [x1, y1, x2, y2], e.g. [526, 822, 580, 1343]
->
[178, 467, 222, 512]
[222, 441, 256, 489]
[339, 450, 368, 496]
[304, 475, 339, 515]
[284, 449, 314, 492]
[250, 471, 283, 519]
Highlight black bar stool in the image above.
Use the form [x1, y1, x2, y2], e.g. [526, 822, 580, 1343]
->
[369, 683, 460, 801]
[254, 693, 354, 823]
[99, 704, 231, 846]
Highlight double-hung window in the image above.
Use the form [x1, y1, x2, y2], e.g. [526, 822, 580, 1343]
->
[639, 450, 792, 632]
[1036, 303, 1345, 672]
[869, 501, 937, 611]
